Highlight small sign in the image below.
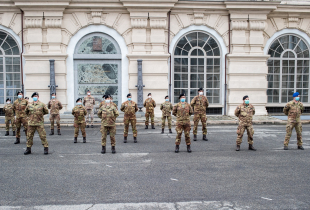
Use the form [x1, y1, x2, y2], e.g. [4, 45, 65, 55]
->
[93, 37, 102, 51]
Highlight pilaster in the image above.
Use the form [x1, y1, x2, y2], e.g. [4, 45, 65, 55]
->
[24, 11, 43, 53]
[149, 12, 167, 54]
[44, 11, 64, 54]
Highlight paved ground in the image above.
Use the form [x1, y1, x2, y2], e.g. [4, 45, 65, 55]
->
[0, 124, 310, 210]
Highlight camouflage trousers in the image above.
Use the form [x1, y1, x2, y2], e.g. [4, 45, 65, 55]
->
[124, 116, 137, 137]
[16, 116, 28, 138]
[74, 121, 86, 137]
[284, 121, 302, 146]
[5, 116, 16, 131]
[236, 124, 254, 145]
[26, 125, 48, 148]
[162, 115, 172, 129]
[145, 111, 154, 125]
[193, 113, 207, 135]
[175, 121, 191, 145]
[86, 109, 94, 126]
[50, 114, 60, 130]
[101, 125, 116, 146]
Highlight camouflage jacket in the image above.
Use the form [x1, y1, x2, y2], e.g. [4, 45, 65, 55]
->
[13, 99, 28, 118]
[83, 96, 95, 110]
[99, 101, 118, 109]
[25, 101, 49, 126]
[234, 103, 255, 126]
[47, 99, 63, 115]
[190, 95, 209, 114]
[172, 102, 193, 122]
[160, 101, 173, 117]
[3, 104, 14, 117]
[143, 98, 156, 113]
[72, 105, 87, 123]
[121, 101, 138, 118]
[283, 100, 304, 122]
[97, 103, 119, 126]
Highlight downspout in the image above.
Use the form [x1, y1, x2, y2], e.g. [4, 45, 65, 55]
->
[168, 11, 171, 102]
[224, 14, 231, 116]
[20, 9, 24, 93]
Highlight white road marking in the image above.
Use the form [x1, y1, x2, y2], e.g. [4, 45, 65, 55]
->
[261, 197, 273, 201]
[59, 155, 64, 157]
[170, 178, 178, 181]
[106, 165, 112, 167]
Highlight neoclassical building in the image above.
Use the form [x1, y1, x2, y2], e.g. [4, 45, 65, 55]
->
[0, 0, 310, 116]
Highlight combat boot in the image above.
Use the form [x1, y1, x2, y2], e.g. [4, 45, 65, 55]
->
[49, 129, 54, 135]
[24, 147, 31, 155]
[5, 131, 9, 136]
[175, 145, 179, 153]
[124, 136, 127, 143]
[57, 129, 61, 135]
[101, 146, 106, 154]
[193, 134, 197, 141]
[236, 145, 240, 151]
[12, 131, 15, 136]
[74, 137, 77, 143]
[169, 129, 172, 134]
[134, 137, 137, 143]
[248, 144, 256, 151]
[161, 129, 164, 134]
[284, 146, 288, 150]
[298, 146, 304, 150]
[44, 147, 48, 155]
[14, 138, 20, 144]
[145, 125, 148, 129]
[187, 145, 192, 153]
[86, 125, 89, 128]
[107, 130, 110, 135]
[83, 137, 86, 143]
[112, 146, 116, 154]
[202, 135, 208, 141]
[151, 124, 155, 129]
[91, 125, 94, 128]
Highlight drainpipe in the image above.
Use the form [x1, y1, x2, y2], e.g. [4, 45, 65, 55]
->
[224, 14, 231, 116]
[20, 9, 24, 93]
[168, 11, 171, 102]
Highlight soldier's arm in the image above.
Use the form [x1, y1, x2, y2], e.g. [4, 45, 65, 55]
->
[25, 106, 29, 116]
[114, 108, 119, 118]
[135, 103, 138, 112]
[120, 103, 125, 112]
[143, 100, 146, 107]
[83, 98, 85, 106]
[189, 105, 193, 115]
[206, 97, 209, 108]
[59, 101, 63, 110]
[71, 108, 75, 116]
[234, 106, 240, 117]
[160, 104, 163, 110]
[172, 105, 177, 116]
[283, 104, 290, 115]
[170, 103, 173, 110]
[47, 101, 51, 109]
[43, 104, 49, 115]
[93, 97, 95, 105]
[97, 109, 102, 119]
[300, 103, 304, 114]
[84, 108, 87, 116]
[153, 100, 156, 108]
[190, 97, 195, 107]
[252, 105, 255, 115]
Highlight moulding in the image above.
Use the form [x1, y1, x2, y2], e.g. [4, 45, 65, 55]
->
[231, 20, 248, 30]
[131, 18, 147, 28]
[25, 17, 43, 28]
[150, 19, 166, 29]
[249, 21, 266, 31]
[45, 18, 62, 28]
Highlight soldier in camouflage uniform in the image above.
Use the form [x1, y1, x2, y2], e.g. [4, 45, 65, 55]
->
[13, 91, 28, 144]
[191, 88, 209, 141]
[99, 95, 106, 108]
[83, 90, 95, 128]
[121, 93, 138, 143]
[72, 98, 87, 143]
[234, 95, 256, 151]
[160, 95, 173, 134]
[24, 92, 49, 155]
[173, 93, 193, 153]
[143, 93, 156, 129]
[98, 95, 119, 154]
[283, 92, 304, 150]
[3, 98, 16, 136]
[47, 93, 63, 135]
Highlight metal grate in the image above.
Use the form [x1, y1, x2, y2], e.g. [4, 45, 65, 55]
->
[267, 106, 310, 114]
[206, 107, 222, 115]
[0, 108, 4, 116]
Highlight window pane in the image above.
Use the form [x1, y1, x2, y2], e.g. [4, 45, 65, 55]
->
[5, 57, 12, 64]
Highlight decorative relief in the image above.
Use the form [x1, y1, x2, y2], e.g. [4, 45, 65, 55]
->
[45, 18, 62, 28]
[249, 21, 266, 31]
[231, 20, 248, 30]
[131, 18, 147, 28]
[194, 13, 204, 19]
[91, 11, 102, 18]
[289, 17, 299, 22]
[25, 18, 43, 28]
[150, 19, 166, 29]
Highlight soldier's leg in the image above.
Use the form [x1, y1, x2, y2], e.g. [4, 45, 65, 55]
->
[184, 121, 191, 145]
[110, 126, 116, 146]
[161, 116, 166, 129]
[284, 122, 294, 146]
[81, 122, 86, 137]
[101, 126, 108, 146]
[295, 122, 303, 146]
[74, 122, 79, 137]
[12, 118, 16, 131]
[151, 112, 155, 124]
[145, 113, 150, 125]
[193, 114, 199, 135]
[37, 125, 48, 147]
[26, 126, 36, 148]
[15, 117, 21, 137]
[90, 110, 94, 126]
[168, 116, 172, 130]
[236, 125, 246, 145]
[86, 110, 90, 126]
[131, 118, 138, 137]
[123, 118, 129, 137]
[49, 114, 54, 130]
[246, 125, 254, 145]
[21, 117, 28, 134]
[201, 114, 207, 135]
[5, 117, 9, 131]
[175, 121, 183, 145]
[56, 114, 61, 130]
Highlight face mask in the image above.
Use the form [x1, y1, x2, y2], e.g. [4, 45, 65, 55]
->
[77, 102, 82, 105]
[199, 92, 203, 95]
[165, 99, 169, 101]
[18, 95, 22, 99]
[6, 101, 10, 104]
[33, 97, 38, 102]
[105, 100, 110, 103]
[295, 97, 300, 101]
[180, 98, 185, 102]
[245, 100, 249, 104]
[52, 96, 55, 99]
[128, 98, 131, 101]
[148, 96, 151, 98]
[87, 93, 90, 95]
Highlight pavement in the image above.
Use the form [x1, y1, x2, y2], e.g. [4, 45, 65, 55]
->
[0, 124, 310, 210]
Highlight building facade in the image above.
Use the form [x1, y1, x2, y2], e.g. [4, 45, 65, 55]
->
[0, 0, 310, 116]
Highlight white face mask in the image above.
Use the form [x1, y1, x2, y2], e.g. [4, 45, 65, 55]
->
[199, 92, 203, 95]
[6, 101, 10, 104]
[105, 100, 110, 103]
[148, 96, 151, 98]
[87, 93, 90, 95]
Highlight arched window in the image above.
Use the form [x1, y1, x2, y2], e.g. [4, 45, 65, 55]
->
[267, 34, 309, 103]
[0, 31, 21, 104]
[74, 33, 121, 107]
[173, 31, 221, 104]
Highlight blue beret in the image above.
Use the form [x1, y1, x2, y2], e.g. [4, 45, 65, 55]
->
[293, 92, 300, 97]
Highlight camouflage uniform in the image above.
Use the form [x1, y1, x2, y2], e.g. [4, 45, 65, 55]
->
[120, 101, 138, 137]
[160, 101, 173, 129]
[98, 103, 119, 146]
[190, 95, 209, 135]
[13, 99, 28, 138]
[173, 102, 193, 145]
[83, 96, 95, 126]
[143, 98, 156, 126]
[72, 105, 87, 137]
[3, 103, 16, 131]
[25, 101, 49, 148]
[283, 100, 304, 147]
[100, 101, 118, 109]
[234, 103, 255, 145]
[47, 99, 63, 130]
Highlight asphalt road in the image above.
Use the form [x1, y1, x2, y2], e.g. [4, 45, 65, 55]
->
[0, 124, 309, 210]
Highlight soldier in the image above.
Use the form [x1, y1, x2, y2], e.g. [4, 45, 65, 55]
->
[143, 93, 156, 129]
[13, 91, 28, 144]
[173, 93, 193, 153]
[83, 90, 95, 128]
[191, 88, 209, 141]
[99, 95, 106, 108]
[72, 98, 87, 143]
[160, 95, 173, 134]
[23, 97, 29, 132]
[234, 95, 256, 151]
[121, 93, 138, 143]
[47, 93, 63, 135]
[3, 98, 16, 136]
[283, 92, 304, 150]
[98, 95, 119, 154]
[24, 92, 49, 155]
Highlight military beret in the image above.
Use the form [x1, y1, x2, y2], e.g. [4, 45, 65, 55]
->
[16, 91, 23, 96]
[198, 87, 203, 92]
[87, 90, 90, 92]
[148, 93, 151, 96]
[165, 95, 169, 99]
[293, 92, 300, 97]
[6, 98, 11, 102]
[51, 92, 56, 95]
[25, 97, 29, 100]
[243, 95, 249, 100]
[127, 93, 131, 97]
[102, 94, 106, 98]
[31, 92, 39, 98]
[179, 93, 186, 99]
[105, 95, 110, 99]
[76, 98, 82, 103]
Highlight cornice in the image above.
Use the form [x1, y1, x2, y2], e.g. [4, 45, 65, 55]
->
[127, 54, 170, 60]
[225, 1, 279, 10]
